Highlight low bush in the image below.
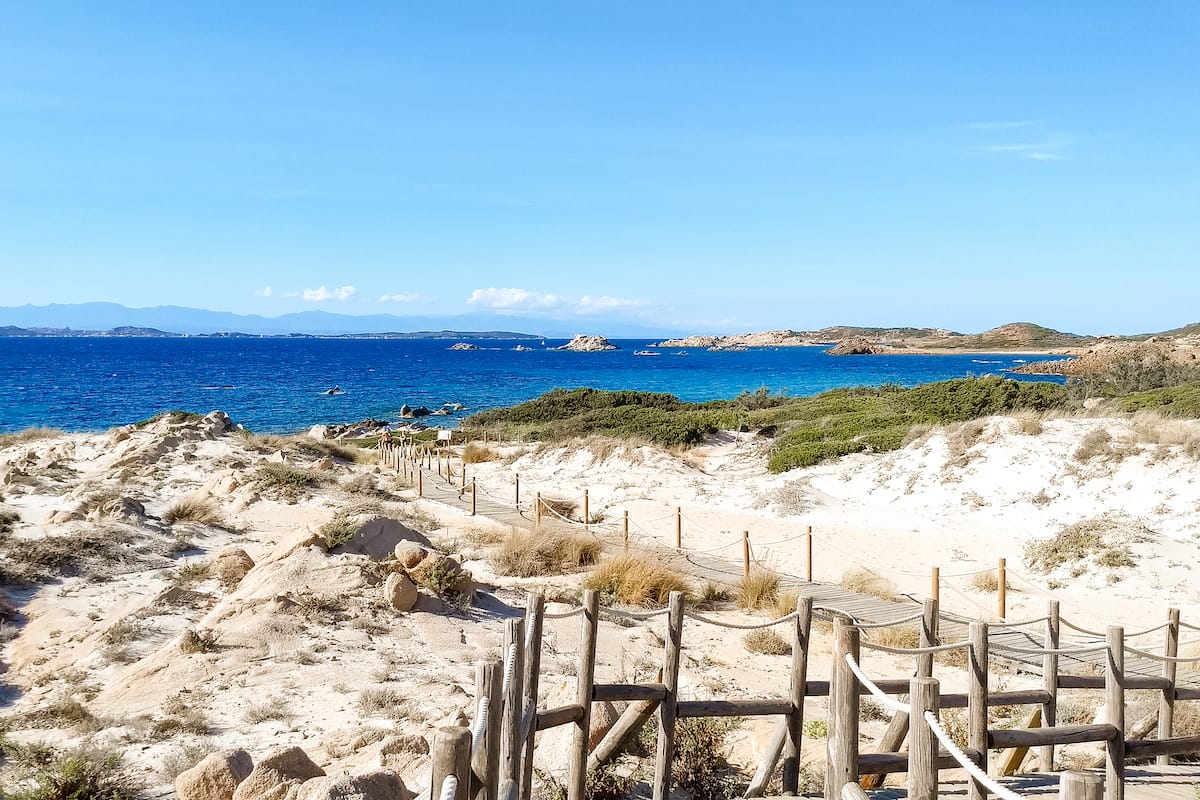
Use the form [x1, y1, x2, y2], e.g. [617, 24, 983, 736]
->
[0, 740, 141, 800]
[738, 568, 780, 611]
[1073, 429, 1114, 462]
[254, 464, 319, 502]
[840, 568, 897, 601]
[493, 530, 601, 577]
[243, 696, 292, 724]
[162, 496, 224, 526]
[672, 717, 745, 800]
[462, 442, 499, 463]
[743, 629, 790, 655]
[318, 513, 360, 549]
[1023, 515, 1150, 575]
[583, 556, 692, 607]
[970, 571, 999, 592]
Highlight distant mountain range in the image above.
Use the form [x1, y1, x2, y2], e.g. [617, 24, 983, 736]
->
[0, 303, 683, 339]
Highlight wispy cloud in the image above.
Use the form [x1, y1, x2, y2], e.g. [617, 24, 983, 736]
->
[962, 120, 1041, 131]
[467, 287, 646, 316]
[299, 285, 357, 302]
[379, 292, 434, 304]
[969, 126, 1074, 162]
[254, 286, 273, 297]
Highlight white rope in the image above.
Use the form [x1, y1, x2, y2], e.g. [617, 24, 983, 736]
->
[842, 653, 908, 714]
[1123, 644, 1200, 664]
[501, 642, 518, 697]
[600, 606, 671, 621]
[923, 711, 1022, 800]
[989, 642, 1110, 657]
[471, 696, 490, 753]
[986, 615, 1049, 629]
[1060, 617, 1172, 638]
[686, 610, 799, 630]
[438, 775, 459, 800]
[849, 612, 924, 629]
[543, 607, 586, 620]
[860, 639, 970, 656]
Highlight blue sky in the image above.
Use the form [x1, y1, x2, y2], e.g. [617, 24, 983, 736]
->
[0, 2, 1196, 335]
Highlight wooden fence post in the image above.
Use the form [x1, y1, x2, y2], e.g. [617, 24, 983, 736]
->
[806, 526, 813, 582]
[675, 507, 682, 549]
[432, 726, 472, 800]
[969, 621, 989, 800]
[997, 558, 1007, 619]
[1061, 772, 1103, 800]
[515, 474, 520, 506]
[536, 493, 542, 526]
[1157, 608, 1180, 765]
[1042, 600, 1061, 773]
[622, 511, 629, 553]
[461, 462, 467, 489]
[568, 591, 599, 800]
[583, 490, 589, 527]
[418, 466, 423, 497]
[931, 566, 940, 606]
[826, 616, 860, 800]
[1105, 626, 1125, 800]
[652, 592, 685, 800]
[918, 598, 939, 678]
[471, 478, 477, 517]
[909, 676, 940, 800]
[520, 594, 545, 800]
[473, 659, 504, 800]
[743, 531, 750, 579]
[500, 618, 525, 786]
[782, 595, 813, 795]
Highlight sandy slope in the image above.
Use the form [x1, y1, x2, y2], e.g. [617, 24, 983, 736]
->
[2, 410, 1198, 793]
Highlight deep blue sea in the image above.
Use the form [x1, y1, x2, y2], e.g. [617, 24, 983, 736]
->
[0, 337, 1067, 434]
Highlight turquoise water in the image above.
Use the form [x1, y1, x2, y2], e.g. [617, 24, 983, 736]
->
[0, 337, 1066, 434]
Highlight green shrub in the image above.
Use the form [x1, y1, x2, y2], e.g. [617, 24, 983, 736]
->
[254, 464, 318, 502]
[0, 739, 141, 800]
[318, 513, 360, 549]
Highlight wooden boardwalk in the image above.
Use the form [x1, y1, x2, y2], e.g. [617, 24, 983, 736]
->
[838, 764, 1200, 800]
[409, 460, 1198, 688]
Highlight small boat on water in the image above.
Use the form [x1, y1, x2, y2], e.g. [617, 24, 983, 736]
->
[674, 351, 688, 356]
[322, 385, 345, 395]
[634, 350, 661, 356]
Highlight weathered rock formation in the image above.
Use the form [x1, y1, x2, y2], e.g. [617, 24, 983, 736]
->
[556, 334, 619, 352]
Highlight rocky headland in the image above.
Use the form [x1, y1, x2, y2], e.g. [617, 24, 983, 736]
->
[555, 334, 619, 352]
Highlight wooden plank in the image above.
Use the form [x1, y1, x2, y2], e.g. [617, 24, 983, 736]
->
[1125, 736, 1200, 758]
[592, 683, 666, 702]
[988, 724, 1118, 748]
[536, 705, 583, 731]
[677, 699, 792, 718]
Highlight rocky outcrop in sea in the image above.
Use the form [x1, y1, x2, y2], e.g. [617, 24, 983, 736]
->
[556, 334, 619, 352]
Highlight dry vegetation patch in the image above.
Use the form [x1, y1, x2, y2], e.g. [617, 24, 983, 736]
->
[1023, 514, 1154, 576]
[738, 568, 780, 611]
[584, 556, 692, 607]
[462, 442, 499, 463]
[0, 427, 65, 450]
[162, 496, 223, 526]
[743, 628, 791, 655]
[969, 571, 999, 592]
[492, 529, 601, 577]
[839, 568, 897, 601]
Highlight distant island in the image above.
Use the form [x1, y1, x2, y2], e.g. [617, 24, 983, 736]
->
[0, 325, 541, 340]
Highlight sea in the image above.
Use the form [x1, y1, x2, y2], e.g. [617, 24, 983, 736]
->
[0, 337, 1067, 434]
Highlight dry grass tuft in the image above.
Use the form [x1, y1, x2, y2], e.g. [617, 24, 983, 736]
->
[584, 556, 692, 607]
[871, 625, 920, 649]
[743, 628, 791, 655]
[1073, 429, 1114, 462]
[0, 427, 64, 450]
[945, 420, 987, 466]
[462, 442, 499, 463]
[738, 568, 780, 611]
[243, 696, 292, 724]
[492, 529, 601, 577]
[840, 568, 897, 601]
[1012, 413, 1044, 436]
[970, 571, 999, 592]
[1023, 514, 1153, 575]
[162, 496, 223, 526]
[538, 496, 579, 521]
[774, 590, 799, 618]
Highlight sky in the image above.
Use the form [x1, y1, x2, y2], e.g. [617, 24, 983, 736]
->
[0, 2, 1197, 336]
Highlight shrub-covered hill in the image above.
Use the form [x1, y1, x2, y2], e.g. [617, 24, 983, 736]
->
[462, 378, 1070, 472]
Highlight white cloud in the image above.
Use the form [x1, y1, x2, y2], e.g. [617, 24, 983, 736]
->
[379, 292, 433, 304]
[962, 120, 1041, 131]
[254, 286, 273, 297]
[302, 285, 357, 302]
[577, 295, 646, 313]
[467, 287, 563, 310]
[1025, 151, 1064, 162]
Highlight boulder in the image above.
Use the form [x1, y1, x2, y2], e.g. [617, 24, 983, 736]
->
[532, 679, 620, 774]
[393, 541, 427, 569]
[176, 749, 255, 800]
[203, 411, 234, 437]
[321, 727, 391, 759]
[383, 572, 418, 612]
[214, 547, 255, 587]
[449, 342, 480, 351]
[231, 747, 324, 800]
[310, 457, 335, 472]
[824, 337, 884, 355]
[308, 425, 330, 441]
[90, 495, 146, 521]
[294, 771, 409, 800]
[331, 517, 433, 561]
[43, 509, 81, 524]
[378, 734, 429, 772]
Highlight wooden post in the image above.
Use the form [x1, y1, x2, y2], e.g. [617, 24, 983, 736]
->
[461, 461, 467, 489]
[622, 511, 629, 553]
[1105, 626, 1125, 800]
[918, 597, 938, 678]
[747, 720, 788, 797]
[931, 566, 940, 605]
[432, 726, 472, 800]
[825, 616, 860, 800]
[1042, 600, 1061, 773]
[500, 618, 525, 786]
[588, 697, 662, 771]
[536, 493, 542, 526]
[652, 591, 685, 800]
[418, 466, 423, 497]
[806, 526, 813, 582]
[1157, 608, 1180, 765]
[515, 474, 520, 506]
[473, 659, 504, 800]
[782, 595, 813, 795]
[583, 489, 589, 527]
[909, 676, 940, 800]
[997, 558, 1007, 619]
[675, 507, 682, 549]
[471, 478, 477, 517]
[968, 621, 989, 800]
[1060, 772, 1104, 800]
[568, 590, 599, 800]
[520, 594, 545, 800]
